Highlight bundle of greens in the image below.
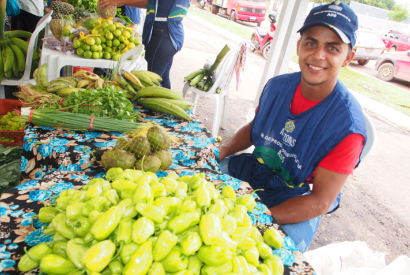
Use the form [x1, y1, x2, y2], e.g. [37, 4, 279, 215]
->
[66, 0, 97, 13]
[60, 86, 140, 121]
[0, 145, 23, 194]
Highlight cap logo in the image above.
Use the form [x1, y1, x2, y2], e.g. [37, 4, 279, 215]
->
[327, 12, 337, 18]
[329, 4, 343, 11]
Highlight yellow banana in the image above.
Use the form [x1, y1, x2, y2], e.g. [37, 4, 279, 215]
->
[114, 72, 137, 95]
[95, 78, 104, 88]
[47, 82, 70, 92]
[141, 70, 162, 85]
[51, 79, 73, 86]
[137, 98, 191, 121]
[57, 77, 77, 86]
[38, 64, 50, 89]
[123, 71, 143, 90]
[130, 70, 154, 86]
[135, 86, 185, 100]
[73, 70, 100, 81]
[86, 81, 95, 89]
[66, 76, 80, 83]
[77, 79, 93, 88]
[111, 80, 121, 87]
[9, 44, 25, 72]
[56, 88, 83, 96]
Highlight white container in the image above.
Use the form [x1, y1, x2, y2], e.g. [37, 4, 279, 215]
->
[376, 255, 410, 275]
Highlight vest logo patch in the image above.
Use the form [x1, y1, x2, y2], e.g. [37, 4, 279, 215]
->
[285, 120, 295, 133]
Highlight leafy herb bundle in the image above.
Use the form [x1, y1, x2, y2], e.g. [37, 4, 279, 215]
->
[66, 0, 98, 13]
[60, 85, 140, 121]
[0, 145, 23, 194]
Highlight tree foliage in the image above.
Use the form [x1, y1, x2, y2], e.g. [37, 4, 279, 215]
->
[388, 5, 410, 22]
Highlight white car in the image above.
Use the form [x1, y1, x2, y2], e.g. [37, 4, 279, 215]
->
[353, 28, 386, 66]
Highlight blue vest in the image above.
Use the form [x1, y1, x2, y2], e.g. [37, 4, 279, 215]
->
[143, 0, 190, 51]
[251, 72, 367, 189]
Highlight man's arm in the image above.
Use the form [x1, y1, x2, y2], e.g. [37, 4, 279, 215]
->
[219, 120, 253, 161]
[269, 167, 348, 224]
[98, 0, 148, 9]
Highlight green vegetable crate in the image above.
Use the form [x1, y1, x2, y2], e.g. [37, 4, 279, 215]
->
[0, 99, 24, 148]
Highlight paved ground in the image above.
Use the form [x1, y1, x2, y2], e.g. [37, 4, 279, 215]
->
[171, 14, 410, 264]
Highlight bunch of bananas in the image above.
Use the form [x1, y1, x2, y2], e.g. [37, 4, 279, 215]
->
[0, 30, 40, 83]
[110, 70, 163, 99]
[136, 87, 193, 121]
[184, 68, 216, 92]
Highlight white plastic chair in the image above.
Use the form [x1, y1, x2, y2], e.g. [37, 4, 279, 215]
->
[0, 11, 53, 99]
[182, 44, 244, 137]
[361, 112, 377, 161]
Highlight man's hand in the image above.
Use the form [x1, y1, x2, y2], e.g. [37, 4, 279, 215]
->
[269, 167, 349, 224]
[219, 120, 253, 161]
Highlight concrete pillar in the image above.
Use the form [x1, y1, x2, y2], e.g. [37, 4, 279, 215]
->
[253, 0, 310, 107]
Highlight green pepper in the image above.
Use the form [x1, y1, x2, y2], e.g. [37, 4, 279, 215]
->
[43, 223, 57, 235]
[150, 180, 166, 199]
[133, 182, 154, 203]
[91, 206, 122, 240]
[103, 189, 120, 207]
[236, 189, 263, 213]
[263, 228, 284, 249]
[112, 179, 137, 192]
[219, 231, 238, 253]
[51, 241, 68, 258]
[188, 175, 202, 191]
[159, 177, 179, 194]
[153, 197, 181, 216]
[148, 262, 165, 275]
[180, 232, 202, 256]
[120, 242, 140, 265]
[195, 181, 211, 208]
[199, 214, 222, 246]
[202, 261, 233, 275]
[53, 232, 68, 242]
[258, 264, 273, 275]
[89, 210, 104, 224]
[208, 187, 220, 202]
[66, 203, 85, 220]
[233, 225, 251, 237]
[123, 240, 153, 275]
[72, 216, 91, 237]
[154, 219, 168, 233]
[250, 227, 264, 243]
[118, 198, 138, 219]
[123, 169, 144, 182]
[148, 236, 158, 247]
[222, 215, 237, 235]
[232, 255, 251, 274]
[198, 245, 232, 267]
[132, 217, 155, 244]
[222, 198, 235, 212]
[187, 254, 202, 275]
[136, 173, 157, 184]
[243, 246, 259, 267]
[82, 240, 116, 272]
[106, 167, 124, 181]
[178, 175, 191, 183]
[160, 246, 188, 273]
[177, 226, 200, 243]
[153, 230, 178, 262]
[117, 218, 133, 244]
[86, 178, 105, 187]
[39, 254, 77, 275]
[231, 235, 256, 250]
[256, 242, 273, 260]
[18, 243, 52, 272]
[209, 199, 228, 220]
[264, 255, 284, 275]
[67, 238, 88, 269]
[174, 188, 187, 199]
[167, 171, 179, 180]
[59, 189, 79, 197]
[135, 203, 165, 223]
[38, 207, 58, 223]
[55, 196, 72, 211]
[242, 214, 253, 228]
[222, 186, 236, 200]
[52, 213, 76, 239]
[168, 212, 200, 234]
[69, 190, 86, 204]
[177, 200, 196, 215]
[120, 187, 137, 200]
[177, 180, 188, 192]
[83, 197, 108, 217]
[85, 183, 104, 200]
[109, 260, 124, 274]
[229, 205, 247, 225]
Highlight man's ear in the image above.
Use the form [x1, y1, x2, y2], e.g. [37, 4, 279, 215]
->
[296, 39, 301, 57]
[342, 49, 355, 67]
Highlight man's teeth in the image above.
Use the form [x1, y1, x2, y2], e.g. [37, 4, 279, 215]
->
[309, 65, 323, 71]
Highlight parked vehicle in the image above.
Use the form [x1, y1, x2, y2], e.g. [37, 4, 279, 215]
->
[248, 12, 276, 59]
[374, 50, 410, 82]
[381, 31, 410, 52]
[353, 28, 386, 66]
[211, 0, 267, 27]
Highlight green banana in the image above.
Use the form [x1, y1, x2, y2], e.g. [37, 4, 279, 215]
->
[11, 55, 18, 77]
[184, 69, 204, 82]
[135, 86, 185, 100]
[138, 98, 191, 121]
[50, 80, 74, 87]
[8, 38, 28, 56]
[161, 99, 194, 111]
[33, 68, 38, 84]
[4, 30, 32, 39]
[77, 79, 93, 88]
[47, 82, 70, 92]
[0, 45, 3, 83]
[38, 64, 50, 89]
[66, 76, 80, 83]
[56, 88, 83, 96]
[57, 77, 77, 86]
[3, 44, 14, 74]
[9, 44, 25, 72]
[31, 85, 47, 93]
[141, 70, 162, 84]
[114, 72, 137, 95]
[190, 73, 205, 86]
[131, 70, 154, 86]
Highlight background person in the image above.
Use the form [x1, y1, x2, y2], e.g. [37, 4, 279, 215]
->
[11, 0, 44, 33]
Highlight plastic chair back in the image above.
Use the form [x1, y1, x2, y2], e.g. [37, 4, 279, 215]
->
[360, 112, 377, 161]
[119, 44, 144, 71]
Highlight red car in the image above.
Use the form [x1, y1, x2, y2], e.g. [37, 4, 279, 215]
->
[381, 31, 410, 52]
[375, 50, 410, 82]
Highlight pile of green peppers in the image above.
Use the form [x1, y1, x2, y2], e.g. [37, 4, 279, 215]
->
[18, 167, 285, 275]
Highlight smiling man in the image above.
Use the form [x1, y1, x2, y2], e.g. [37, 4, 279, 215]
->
[219, 1, 367, 252]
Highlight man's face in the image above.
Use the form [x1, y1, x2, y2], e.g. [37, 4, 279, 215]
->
[297, 26, 355, 88]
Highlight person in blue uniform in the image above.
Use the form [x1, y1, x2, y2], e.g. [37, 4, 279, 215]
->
[219, 1, 367, 253]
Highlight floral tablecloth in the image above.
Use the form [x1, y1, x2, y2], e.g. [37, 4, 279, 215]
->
[0, 106, 316, 275]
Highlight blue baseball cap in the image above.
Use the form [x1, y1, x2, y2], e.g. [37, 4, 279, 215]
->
[298, 1, 358, 49]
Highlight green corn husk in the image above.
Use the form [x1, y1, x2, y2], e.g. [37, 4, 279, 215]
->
[21, 108, 142, 132]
